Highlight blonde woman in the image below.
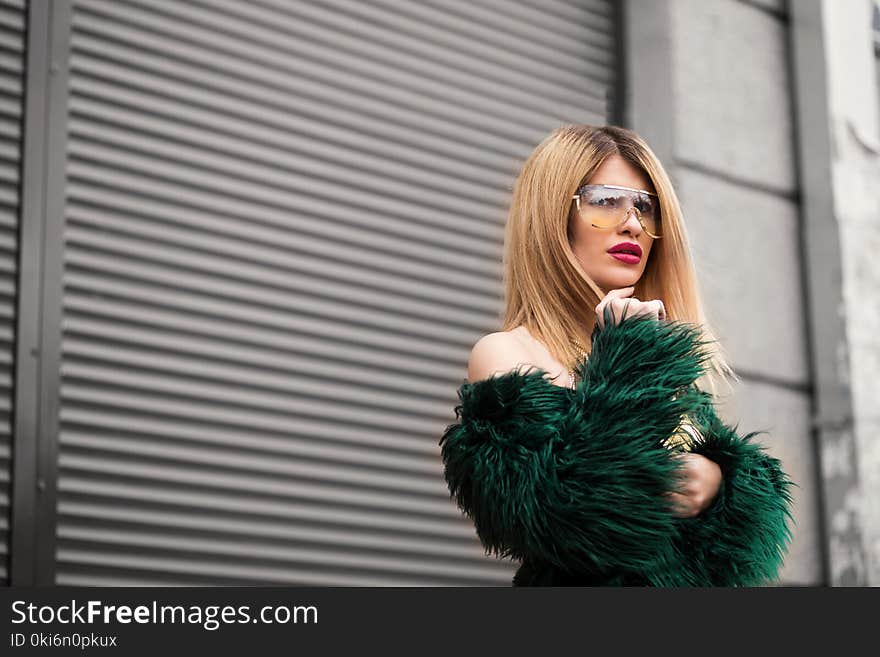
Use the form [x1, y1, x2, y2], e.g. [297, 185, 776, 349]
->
[439, 125, 794, 586]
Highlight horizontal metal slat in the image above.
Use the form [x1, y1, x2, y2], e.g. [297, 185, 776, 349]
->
[58, 500, 480, 561]
[0, 222, 18, 248]
[68, 118, 503, 235]
[68, 91, 515, 194]
[87, 0, 606, 118]
[519, 0, 613, 21]
[239, 0, 613, 91]
[66, 138, 502, 248]
[62, 433, 445, 499]
[65, 180, 501, 290]
[70, 14, 568, 154]
[65, 154, 503, 267]
[64, 225, 495, 330]
[416, 0, 614, 62]
[0, 218, 16, 238]
[62, 317, 462, 402]
[58, 477, 474, 541]
[0, 51, 24, 76]
[65, 204, 500, 307]
[58, 454, 458, 519]
[0, 265, 15, 285]
[0, 183, 18, 208]
[62, 297, 472, 382]
[60, 407, 439, 477]
[56, 525, 506, 582]
[0, 212, 20, 233]
[61, 337, 458, 417]
[56, 571, 206, 587]
[0, 159, 22, 186]
[56, 547, 510, 586]
[0, 71, 20, 96]
[68, 59, 534, 177]
[0, 96, 22, 118]
[67, 207, 497, 306]
[62, 292, 478, 379]
[366, 0, 613, 69]
[0, 30, 23, 53]
[60, 355, 450, 435]
[71, 98, 507, 209]
[0, 276, 13, 296]
[0, 11, 24, 32]
[63, 251, 485, 347]
[60, 383, 437, 457]
[0, 116, 20, 139]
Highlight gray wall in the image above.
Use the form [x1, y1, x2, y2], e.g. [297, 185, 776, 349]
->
[626, 0, 822, 585]
[674, 0, 820, 586]
[822, 0, 880, 584]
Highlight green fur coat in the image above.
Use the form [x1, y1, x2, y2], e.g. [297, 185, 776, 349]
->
[439, 311, 795, 586]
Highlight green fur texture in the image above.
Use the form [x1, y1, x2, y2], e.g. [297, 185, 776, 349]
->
[439, 310, 794, 586]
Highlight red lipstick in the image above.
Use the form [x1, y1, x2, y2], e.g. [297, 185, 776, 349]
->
[608, 242, 642, 264]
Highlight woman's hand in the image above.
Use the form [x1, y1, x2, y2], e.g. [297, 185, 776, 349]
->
[595, 287, 716, 517]
[667, 453, 722, 518]
[595, 286, 666, 329]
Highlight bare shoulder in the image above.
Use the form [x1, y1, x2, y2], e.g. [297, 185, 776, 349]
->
[466, 329, 541, 384]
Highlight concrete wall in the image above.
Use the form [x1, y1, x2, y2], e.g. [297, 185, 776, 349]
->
[675, 0, 821, 586]
[627, 0, 823, 584]
[823, 0, 880, 584]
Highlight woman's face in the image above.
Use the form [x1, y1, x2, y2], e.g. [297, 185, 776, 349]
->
[568, 154, 657, 292]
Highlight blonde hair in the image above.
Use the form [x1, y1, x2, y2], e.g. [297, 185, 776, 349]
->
[501, 124, 736, 398]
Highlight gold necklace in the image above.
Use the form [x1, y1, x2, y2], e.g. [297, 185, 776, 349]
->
[570, 335, 589, 357]
[567, 335, 590, 389]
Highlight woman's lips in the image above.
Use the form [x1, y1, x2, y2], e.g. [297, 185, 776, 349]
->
[609, 252, 640, 264]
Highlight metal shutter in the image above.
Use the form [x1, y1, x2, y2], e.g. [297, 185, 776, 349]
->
[55, 0, 617, 585]
[0, 0, 25, 586]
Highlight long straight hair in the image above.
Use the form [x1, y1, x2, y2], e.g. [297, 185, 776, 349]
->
[501, 124, 736, 397]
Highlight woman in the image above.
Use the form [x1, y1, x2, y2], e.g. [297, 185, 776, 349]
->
[439, 125, 794, 586]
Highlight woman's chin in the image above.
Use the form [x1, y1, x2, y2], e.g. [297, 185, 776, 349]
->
[597, 274, 641, 291]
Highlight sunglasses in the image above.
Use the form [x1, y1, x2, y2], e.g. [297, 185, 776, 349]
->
[571, 184, 662, 239]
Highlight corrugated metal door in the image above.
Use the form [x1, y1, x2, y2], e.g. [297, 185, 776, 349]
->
[0, 0, 25, 586]
[55, 0, 618, 585]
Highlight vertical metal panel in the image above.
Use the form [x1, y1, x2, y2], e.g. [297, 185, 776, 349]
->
[621, 0, 676, 179]
[53, 0, 618, 585]
[0, 0, 27, 586]
[11, 0, 73, 585]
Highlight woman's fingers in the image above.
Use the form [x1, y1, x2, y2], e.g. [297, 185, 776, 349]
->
[595, 286, 634, 328]
[643, 299, 665, 321]
[595, 288, 666, 328]
[666, 454, 722, 517]
[667, 491, 698, 518]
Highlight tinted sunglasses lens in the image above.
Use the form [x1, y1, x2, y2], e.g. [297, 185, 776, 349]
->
[578, 186, 660, 236]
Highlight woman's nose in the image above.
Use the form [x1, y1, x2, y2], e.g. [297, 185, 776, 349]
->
[619, 207, 643, 236]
